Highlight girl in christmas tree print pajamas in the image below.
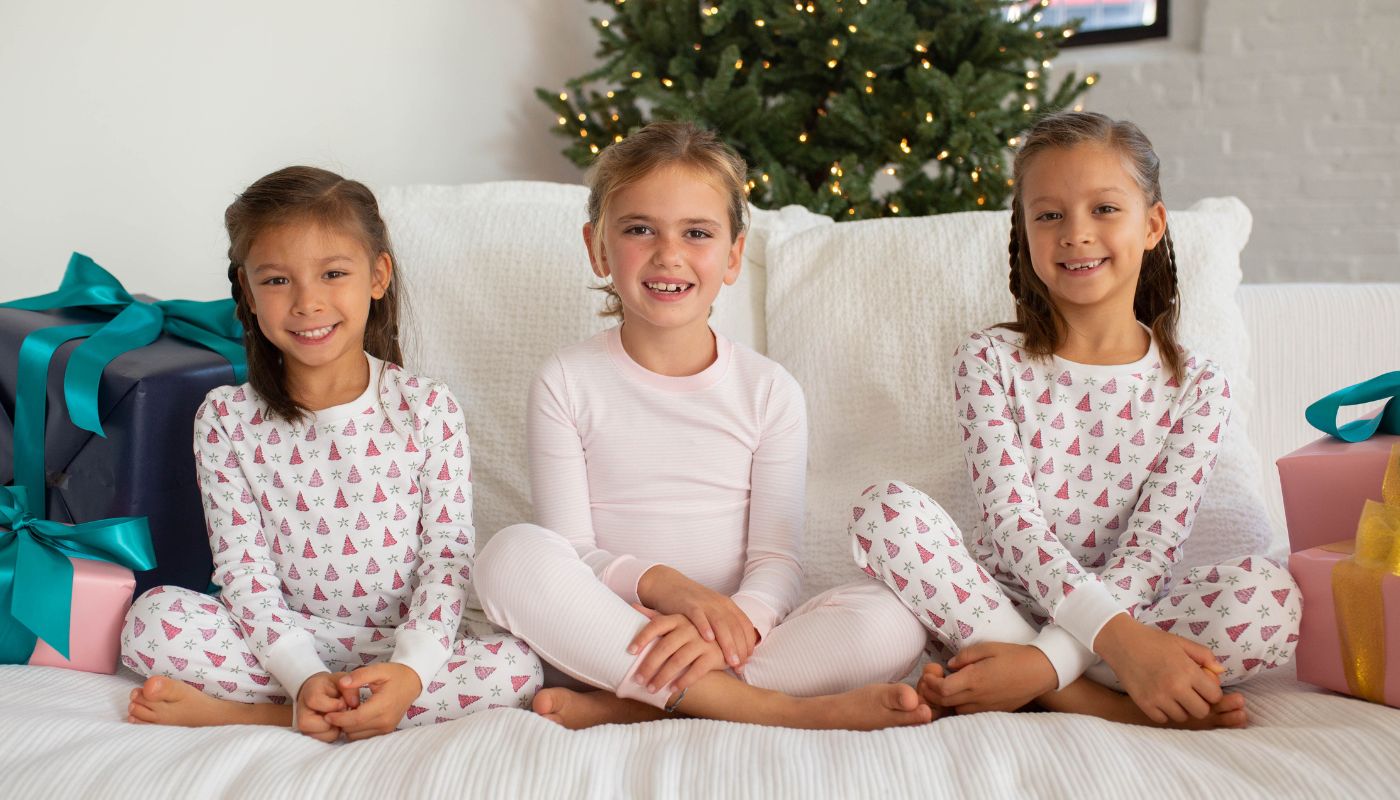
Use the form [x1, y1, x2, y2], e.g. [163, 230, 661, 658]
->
[121, 356, 542, 727]
[853, 329, 1301, 694]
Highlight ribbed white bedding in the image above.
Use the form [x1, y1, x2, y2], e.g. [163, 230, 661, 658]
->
[1, 664, 1395, 799]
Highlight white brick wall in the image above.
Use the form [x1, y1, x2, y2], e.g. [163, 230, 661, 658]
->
[1061, 0, 1400, 282]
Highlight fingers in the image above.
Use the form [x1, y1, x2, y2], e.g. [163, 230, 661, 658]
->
[674, 651, 722, 693]
[334, 674, 362, 709]
[1181, 639, 1221, 672]
[633, 629, 691, 690]
[631, 603, 659, 619]
[947, 643, 989, 670]
[651, 641, 713, 693]
[304, 688, 347, 714]
[628, 614, 681, 655]
[1179, 687, 1212, 720]
[712, 619, 740, 669]
[1193, 668, 1224, 705]
[687, 610, 715, 644]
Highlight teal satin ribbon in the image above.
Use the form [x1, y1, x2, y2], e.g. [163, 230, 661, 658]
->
[0, 485, 155, 662]
[1, 252, 247, 503]
[1306, 371, 1400, 443]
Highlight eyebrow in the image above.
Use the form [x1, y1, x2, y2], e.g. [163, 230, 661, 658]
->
[250, 255, 354, 274]
[1026, 187, 1128, 206]
[615, 214, 722, 227]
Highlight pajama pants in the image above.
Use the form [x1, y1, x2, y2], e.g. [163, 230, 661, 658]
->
[473, 524, 926, 709]
[120, 586, 543, 728]
[849, 481, 1301, 688]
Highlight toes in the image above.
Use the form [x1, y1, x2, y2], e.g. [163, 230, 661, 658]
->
[141, 676, 169, 700]
[889, 683, 920, 712]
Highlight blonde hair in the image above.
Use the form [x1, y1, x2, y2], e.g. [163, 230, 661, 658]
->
[1003, 111, 1183, 382]
[584, 120, 749, 318]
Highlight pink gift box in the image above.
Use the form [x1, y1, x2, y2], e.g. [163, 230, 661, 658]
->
[25, 556, 136, 674]
[1290, 541, 1400, 707]
[1277, 433, 1400, 552]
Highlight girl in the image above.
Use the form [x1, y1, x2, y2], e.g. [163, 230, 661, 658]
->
[120, 167, 541, 741]
[473, 121, 932, 730]
[853, 112, 1301, 729]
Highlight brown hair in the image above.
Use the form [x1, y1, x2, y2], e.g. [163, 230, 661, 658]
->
[1003, 111, 1183, 381]
[225, 166, 404, 422]
[585, 120, 749, 318]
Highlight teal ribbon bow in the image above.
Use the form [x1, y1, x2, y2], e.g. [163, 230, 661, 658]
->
[1305, 371, 1400, 443]
[1, 253, 247, 503]
[0, 485, 155, 662]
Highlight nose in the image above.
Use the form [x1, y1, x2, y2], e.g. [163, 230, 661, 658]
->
[1060, 215, 1095, 247]
[652, 231, 683, 269]
[289, 282, 326, 316]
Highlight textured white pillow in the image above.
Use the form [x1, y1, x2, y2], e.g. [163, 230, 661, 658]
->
[763, 197, 1279, 601]
[380, 181, 782, 545]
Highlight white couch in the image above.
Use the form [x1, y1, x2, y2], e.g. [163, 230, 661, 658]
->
[3, 183, 1398, 799]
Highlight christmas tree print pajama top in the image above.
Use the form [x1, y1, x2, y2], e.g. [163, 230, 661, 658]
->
[121, 355, 542, 727]
[473, 327, 926, 709]
[852, 329, 1301, 690]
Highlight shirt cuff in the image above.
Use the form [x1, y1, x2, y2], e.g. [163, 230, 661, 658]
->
[263, 635, 328, 703]
[389, 627, 449, 694]
[731, 592, 780, 642]
[1028, 624, 1100, 691]
[601, 555, 660, 605]
[1054, 580, 1127, 652]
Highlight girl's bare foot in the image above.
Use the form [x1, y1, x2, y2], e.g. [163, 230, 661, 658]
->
[127, 676, 291, 727]
[1035, 677, 1248, 730]
[532, 687, 667, 729]
[786, 682, 935, 731]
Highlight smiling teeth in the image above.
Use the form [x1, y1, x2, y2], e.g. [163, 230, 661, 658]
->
[1063, 259, 1104, 271]
[645, 282, 688, 293]
[293, 325, 335, 338]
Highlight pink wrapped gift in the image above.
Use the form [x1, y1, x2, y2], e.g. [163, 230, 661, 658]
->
[1277, 433, 1399, 552]
[1289, 444, 1400, 707]
[26, 556, 136, 674]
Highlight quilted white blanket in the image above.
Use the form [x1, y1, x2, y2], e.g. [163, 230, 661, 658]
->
[1, 664, 1395, 798]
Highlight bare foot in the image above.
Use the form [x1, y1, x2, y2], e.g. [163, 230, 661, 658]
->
[787, 683, 935, 731]
[532, 687, 667, 729]
[128, 676, 291, 728]
[1036, 678, 1248, 730]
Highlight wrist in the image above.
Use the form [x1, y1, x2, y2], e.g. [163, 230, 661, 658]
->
[636, 564, 677, 607]
[1091, 612, 1138, 661]
[296, 671, 331, 705]
[1021, 644, 1062, 696]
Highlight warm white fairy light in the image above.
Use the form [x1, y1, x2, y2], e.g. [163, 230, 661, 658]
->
[559, 92, 569, 101]
[630, 70, 642, 78]
[600, 19, 610, 28]
[590, 143, 600, 153]
[936, 150, 949, 160]
[827, 59, 838, 68]
[577, 113, 587, 121]
[921, 59, 931, 69]
[798, 132, 808, 142]
[1085, 74, 1097, 85]
[557, 116, 567, 125]
[925, 112, 934, 123]
[734, 58, 744, 69]
[848, 24, 857, 32]
[899, 138, 912, 154]
[755, 18, 765, 26]
[661, 77, 674, 87]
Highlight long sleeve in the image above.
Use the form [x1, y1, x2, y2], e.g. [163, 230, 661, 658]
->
[527, 355, 658, 604]
[390, 383, 474, 689]
[196, 396, 326, 701]
[1096, 364, 1232, 614]
[731, 371, 807, 639]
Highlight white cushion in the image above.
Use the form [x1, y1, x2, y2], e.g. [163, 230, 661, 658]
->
[763, 197, 1279, 600]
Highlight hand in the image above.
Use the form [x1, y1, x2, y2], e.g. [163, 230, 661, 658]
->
[296, 672, 349, 742]
[930, 642, 1060, 714]
[627, 605, 728, 695]
[637, 565, 758, 671]
[323, 663, 423, 741]
[1093, 613, 1225, 723]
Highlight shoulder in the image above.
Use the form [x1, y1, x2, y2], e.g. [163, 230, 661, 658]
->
[951, 326, 1025, 369]
[380, 361, 462, 419]
[726, 338, 806, 406]
[1172, 347, 1232, 410]
[194, 381, 260, 431]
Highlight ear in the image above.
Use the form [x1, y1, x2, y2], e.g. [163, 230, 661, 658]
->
[236, 268, 257, 315]
[582, 222, 610, 279]
[1144, 200, 1167, 251]
[722, 231, 746, 287]
[370, 252, 393, 300]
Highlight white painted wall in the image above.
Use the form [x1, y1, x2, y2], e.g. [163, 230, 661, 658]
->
[4, 0, 1396, 302]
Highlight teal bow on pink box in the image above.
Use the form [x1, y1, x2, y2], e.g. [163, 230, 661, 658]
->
[1306, 372, 1400, 443]
[0, 253, 248, 504]
[0, 485, 155, 662]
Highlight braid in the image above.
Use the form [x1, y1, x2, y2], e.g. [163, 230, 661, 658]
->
[1007, 203, 1024, 303]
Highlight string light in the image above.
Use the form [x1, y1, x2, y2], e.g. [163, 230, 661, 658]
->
[755, 19, 765, 26]
[976, 196, 986, 206]
[735, 58, 744, 69]
[925, 112, 934, 123]
[1085, 74, 1097, 85]
[899, 138, 912, 154]
[600, 19, 610, 28]
[579, 129, 588, 138]
[921, 59, 931, 69]
[936, 150, 949, 160]
[889, 204, 900, 214]
[830, 38, 840, 46]
[798, 132, 808, 142]
[827, 59, 838, 68]
[577, 113, 587, 121]
[661, 77, 674, 87]
[614, 134, 623, 142]
[557, 116, 567, 125]
[590, 143, 600, 153]
[1063, 29, 1074, 38]
[761, 173, 770, 182]
[915, 43, 928, 53]
[848, 24, 857, 32]
[559, 92, 569, 101]
[630, 70, 642, 78]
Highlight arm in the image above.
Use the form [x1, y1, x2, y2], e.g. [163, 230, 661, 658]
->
[390, 382, 473, 690]
[527, 356, 658, 603]
[730, 370, 807, 640]
[196, 397, 326, 702]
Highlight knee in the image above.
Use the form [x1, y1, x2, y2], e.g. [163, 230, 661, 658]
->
[835, 582, 928, 663]
[474, 524, 563, 599]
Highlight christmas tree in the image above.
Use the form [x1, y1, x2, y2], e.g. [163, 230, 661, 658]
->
[540, 0, 1096, 220]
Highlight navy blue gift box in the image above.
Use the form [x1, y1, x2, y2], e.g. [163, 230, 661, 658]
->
[0, 304, 238, 594]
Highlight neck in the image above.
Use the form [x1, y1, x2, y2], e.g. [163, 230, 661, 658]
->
[618, 318, 717, 377]
[284, 350, 371, 412]
[1052, 301, 1150, 366]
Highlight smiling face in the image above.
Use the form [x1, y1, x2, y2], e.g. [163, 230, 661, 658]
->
[583, 164, 744, 340]
[239, 219, 392, 384]
[1019, 143, 1167, 316]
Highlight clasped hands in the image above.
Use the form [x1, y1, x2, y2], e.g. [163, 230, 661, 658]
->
[627, 565, 759, 695]
[295, 662, 422, 742]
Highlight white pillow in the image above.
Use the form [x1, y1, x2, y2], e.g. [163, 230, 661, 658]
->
[763, 197, 1279, 601]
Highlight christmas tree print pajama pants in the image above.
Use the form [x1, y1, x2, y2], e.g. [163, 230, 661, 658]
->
[850, 481, 1301, 688]
[121, 585, 543, 728]
[473, 524, 927, 709]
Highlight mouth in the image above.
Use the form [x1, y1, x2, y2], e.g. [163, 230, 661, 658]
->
[289, 323, 339, 344]
[1059, 258, 1107, 273]
[643, 280, 695, 300]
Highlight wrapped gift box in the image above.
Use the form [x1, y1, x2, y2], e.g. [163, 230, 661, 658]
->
[0, 304, 238, 594]
[25, 556, 136, 674]
[1277, 432, 1399, 552]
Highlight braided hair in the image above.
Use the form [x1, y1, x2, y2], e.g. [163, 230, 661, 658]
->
[1002, 111, 1184, 383]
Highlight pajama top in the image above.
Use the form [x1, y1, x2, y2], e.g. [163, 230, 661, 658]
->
[194, 354, 474, 700]
[527, 325, 807, 639]
[953, 327, 1232, 683]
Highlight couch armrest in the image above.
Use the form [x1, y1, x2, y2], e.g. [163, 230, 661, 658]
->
[1238, 282, 1400, 534]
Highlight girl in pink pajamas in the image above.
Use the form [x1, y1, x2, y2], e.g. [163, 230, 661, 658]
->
[472, 121, 933, 731]
[853, 112, 1300, 729]
[120, 166, 541, 741]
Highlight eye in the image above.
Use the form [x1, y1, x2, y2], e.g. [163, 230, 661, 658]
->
[683, 228, 714, 239]
[1034, 211, 1062, 222]
[623, 224, 653, 236]
[1094, 204, 1119, 214]
[261, 276, 288, 286]
[324, 270, 348, 279]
